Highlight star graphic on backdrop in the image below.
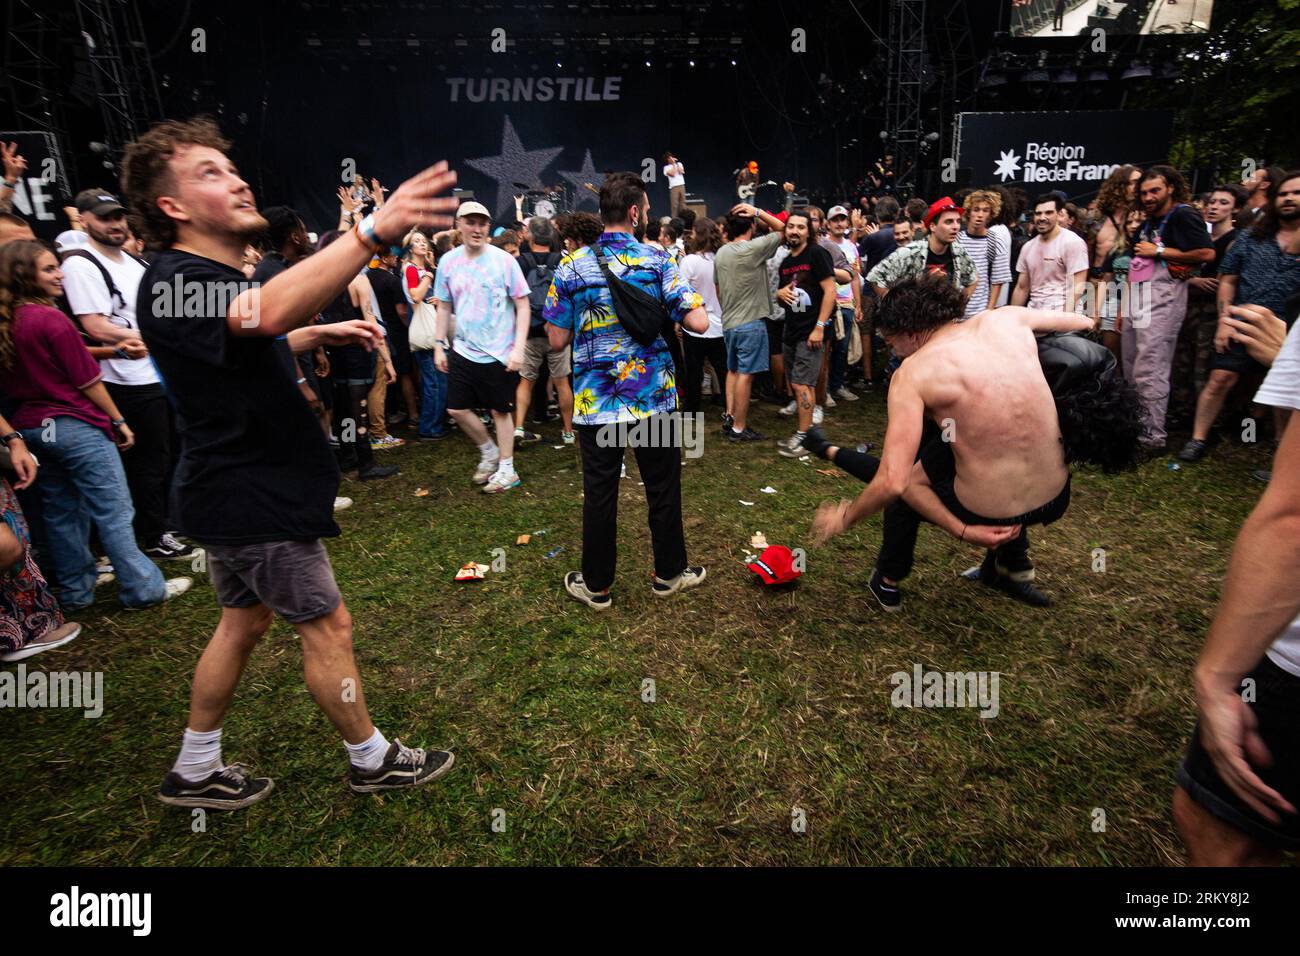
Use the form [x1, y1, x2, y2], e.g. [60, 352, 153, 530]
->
[558, 149, 603, 210]
[993, 149, 1022, 182]
[464, 116, 564, 219]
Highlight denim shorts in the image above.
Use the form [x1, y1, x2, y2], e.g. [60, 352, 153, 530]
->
[724, 320, 770, 375]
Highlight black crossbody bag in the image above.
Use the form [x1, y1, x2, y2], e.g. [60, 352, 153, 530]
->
[594, 250, 684, 374]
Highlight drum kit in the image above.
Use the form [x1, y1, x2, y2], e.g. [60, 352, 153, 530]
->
[514, 181, 570, 218]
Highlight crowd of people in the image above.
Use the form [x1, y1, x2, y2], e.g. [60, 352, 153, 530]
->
[1, 125, 1298, 863]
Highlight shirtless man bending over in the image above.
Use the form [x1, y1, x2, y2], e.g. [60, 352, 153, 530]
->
[809, 275, 1094, 611]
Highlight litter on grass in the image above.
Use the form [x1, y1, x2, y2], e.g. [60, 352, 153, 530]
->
[760, 486, 777, 494]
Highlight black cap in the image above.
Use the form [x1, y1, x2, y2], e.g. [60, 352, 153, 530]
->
[74, 188, 125, 217]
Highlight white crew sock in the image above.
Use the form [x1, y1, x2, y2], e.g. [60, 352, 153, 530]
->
[172, 727, 223, 781]
[498, 456, 516, 476]
[478, 439, 498, 460]
[345, 727, 390, 771]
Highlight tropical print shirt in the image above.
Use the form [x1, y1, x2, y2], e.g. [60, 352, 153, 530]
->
[544, 231, 703, 425]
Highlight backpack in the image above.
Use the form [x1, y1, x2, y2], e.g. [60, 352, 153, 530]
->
[517, 250, 561, 330]
[56, 247, 147, 345]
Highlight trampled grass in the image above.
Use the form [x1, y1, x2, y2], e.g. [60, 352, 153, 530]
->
[0, 390, 1274, 865]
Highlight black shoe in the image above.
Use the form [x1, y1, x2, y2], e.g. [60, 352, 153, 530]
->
[145, 532, 200, 561]
[514, 429, 542, 445]
[349, 739, 455, 793]
[727, 426, 766, 442]
[961, 555, 1051, 607]
[358, 463, 399, 480]
[721, 413, 734, 433]
[868, 568, 901, 612]
[419, 432, 451, 442]
[1177, 439, 1208, 463]
[800, 426, 832, 460]
[1136, 443, 1167, 463]
[157, 763, 274, 810]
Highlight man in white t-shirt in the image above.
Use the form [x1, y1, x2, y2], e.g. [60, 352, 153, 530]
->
[61, 188, 194, 561]
[1174, 316, 1300, 863]
[663, 152, 686, 217]
[826, 206, 862, 403]
[432, 201, 531, 494]
[1010, 194, 1089, 313]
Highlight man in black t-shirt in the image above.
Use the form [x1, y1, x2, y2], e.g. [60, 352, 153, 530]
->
[775, 211, 836, 459]
[124, 117, 460, 809]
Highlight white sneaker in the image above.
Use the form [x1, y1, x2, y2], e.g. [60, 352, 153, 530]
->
[779, 400, 797, 416]
[472, 457, 500, 485]
[0, 622, 82, 662]
[834, 386, 859, 402]
[483, 470, 521, 494]
[778, 434, 808, 458]
[562, 431, 576, 445]
[126, 576, 192, 611]
[824, 394, 837, 408]
[334, 496, 353, 512]
[812, 405, 824, 425]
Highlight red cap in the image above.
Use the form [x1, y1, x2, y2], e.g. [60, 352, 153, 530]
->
[774, 210, 790, 224]
[747, 545, 802, 585]
[923, 196, 961, 229]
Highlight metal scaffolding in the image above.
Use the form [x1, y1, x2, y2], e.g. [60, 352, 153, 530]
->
[2, 0, 76, 198]
[883, 0, 927, 194]
[73, 0, 163, 169]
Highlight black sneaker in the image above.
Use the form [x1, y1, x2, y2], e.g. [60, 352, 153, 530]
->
[349, 739, 455, 793]
[157, 763, 274, 810]
[514, 429, 542, 445]
[1177, 439, 1208, 463]
[721, 413, 734, 433]
[144, 532, 199, 561]
[358, 463, 399, 480]
[869, 569, 902, 612]
[726, 426, 766, 442]
[960, 554, 1051, 607]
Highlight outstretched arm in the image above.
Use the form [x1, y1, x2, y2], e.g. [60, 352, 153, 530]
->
[900, 461, 1021, 548]
[999, 305, 1094, 335]
[811, 367, 925, 544]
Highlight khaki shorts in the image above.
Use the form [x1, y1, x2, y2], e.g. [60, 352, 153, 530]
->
[521, 336, 571, 381]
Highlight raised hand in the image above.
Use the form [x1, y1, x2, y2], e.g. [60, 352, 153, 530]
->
[370, 161, 459, 244]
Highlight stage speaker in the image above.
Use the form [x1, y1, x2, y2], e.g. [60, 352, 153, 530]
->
[685, 198, 708, 219]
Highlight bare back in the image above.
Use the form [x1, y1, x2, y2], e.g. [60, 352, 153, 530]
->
[907, 313, 1068, 517]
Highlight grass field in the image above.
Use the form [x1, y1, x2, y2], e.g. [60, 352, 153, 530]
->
[0, 388, 1275, 866]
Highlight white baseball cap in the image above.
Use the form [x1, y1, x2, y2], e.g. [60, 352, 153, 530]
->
[456, 201, 492, 220]
[827, 205, 850, 219]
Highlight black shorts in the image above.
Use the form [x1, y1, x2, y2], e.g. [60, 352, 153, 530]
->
[204, 539, 342, 624]
[1208, 339, 1263, 375]
[446, 348, 518, 414]
[1177, 655, 1300, 850]
[919, 438, 1071, 527]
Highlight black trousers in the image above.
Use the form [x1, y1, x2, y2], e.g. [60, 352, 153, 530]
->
[577, 413, 688, 592]
[828, 436, 1034, 583]
[332, 380, 375, 471]
[681, 333, 728, 415]
[106, 381, 171, 544]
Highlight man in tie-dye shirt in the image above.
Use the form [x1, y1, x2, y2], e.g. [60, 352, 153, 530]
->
[544, 172, 710, 610]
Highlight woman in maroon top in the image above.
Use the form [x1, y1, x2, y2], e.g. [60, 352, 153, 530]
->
[0, 241, 185, 611]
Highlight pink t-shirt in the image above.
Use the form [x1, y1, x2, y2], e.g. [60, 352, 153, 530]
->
[1, 303, 113, 440]
[1016, 229, 1089, 311]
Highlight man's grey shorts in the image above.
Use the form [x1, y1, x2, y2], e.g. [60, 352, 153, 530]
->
[204, 539, 342, 623]
[782, 337, 823, 387]
[520, 336, 571, 381]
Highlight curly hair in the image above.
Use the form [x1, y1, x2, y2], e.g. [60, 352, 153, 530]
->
[1095, 164, 1140, 218]
[120, 116, 231, 250]
[1140, 164, 1191, 204]
[963, 189, 1002, 220]
[1038, 334, 1142, 474]
[876, 274, 965, 336]
[555, 211, 603, 248]
[0, 240, 57, 370]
